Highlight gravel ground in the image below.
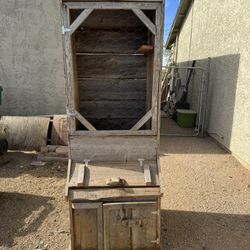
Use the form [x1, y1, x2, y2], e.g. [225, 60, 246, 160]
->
[160, 136, 250, 250]
[0, 136, 249, 249]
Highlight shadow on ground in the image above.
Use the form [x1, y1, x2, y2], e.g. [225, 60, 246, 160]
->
[161, 209, 250, 250]
[0, 192, 54, 248]
[0, 151, 67, 179]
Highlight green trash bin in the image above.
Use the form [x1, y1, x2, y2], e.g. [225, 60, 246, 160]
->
[0, 85, 3, 105]
[176, 109, 197, 128]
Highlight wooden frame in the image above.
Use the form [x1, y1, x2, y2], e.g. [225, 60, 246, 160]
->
[62, 2, 163, 136]
[71, 202, 104, 250]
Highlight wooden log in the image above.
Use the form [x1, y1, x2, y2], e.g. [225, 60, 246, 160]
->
[0, 116, 50, 151]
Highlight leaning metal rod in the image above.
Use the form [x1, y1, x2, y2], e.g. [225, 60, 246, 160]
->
[161, 65, 206, 137]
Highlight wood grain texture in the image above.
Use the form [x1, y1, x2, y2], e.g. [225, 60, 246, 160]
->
[75, 110, 96, 131]
[78, 78, 146, 92]
[75, 30, 147, 53]
[77, 55, 147, 79]
[72, 203, 103, 250]
[70, 9, 153, 29]
[70, 9, 93, 35]
[103, 202, 158, 250]
[131, 109, 152, 130]
[132, 9, 156, 35]
[68, 188, 161, 201]
[69, 161, 159, 187]
[69, 135, 157, 162]
[79, 100, 146, 119]
[80, 118, 140, 130]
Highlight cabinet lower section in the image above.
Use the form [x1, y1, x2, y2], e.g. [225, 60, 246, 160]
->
[70, 200, 160, 250]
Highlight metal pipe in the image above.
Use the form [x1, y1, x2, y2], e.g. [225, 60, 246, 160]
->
[161, 64, 206, 137]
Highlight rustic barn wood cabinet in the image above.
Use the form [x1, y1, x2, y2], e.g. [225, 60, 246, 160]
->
[61, 0, 164, 249]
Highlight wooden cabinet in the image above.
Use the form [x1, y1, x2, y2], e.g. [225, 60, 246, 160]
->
[61, 0, 164, 249]
[71, 201, 160, 250]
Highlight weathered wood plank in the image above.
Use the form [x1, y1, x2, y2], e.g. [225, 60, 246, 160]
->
[66, 3, 159, 10]
[64, 0, 161, 3]
[79, 90, 146, 101]
[69, 161, 159, 187]
[77, 55, 147, 79]
[78, 78, 146, 92]
[76, 163, 85, 187]
[72, 129, 156, 136]
[70, 9, 147, 30]
[62, 6, 76, 133]
[132, 9, 156, 35]
[75, 110, 96, 130]
[78, 118, 144, 131]
[131, 109, 152, 130]
[75, 30, 147, 53]
[69, 135, 157, 162]
[78, 78, 146, 101]
[79, 100, 146, 119]
[144, 165, 152, 186]
[70, 9, 93, 35]
[68, 187, 161, 201]
[73, 205, 98, 249]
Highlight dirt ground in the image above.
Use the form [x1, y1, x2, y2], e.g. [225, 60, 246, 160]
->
[0, 136, 249, 249]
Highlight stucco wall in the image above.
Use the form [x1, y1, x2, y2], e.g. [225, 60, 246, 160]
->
[0, 0, 65, 115]
[176, 0, 250, 164]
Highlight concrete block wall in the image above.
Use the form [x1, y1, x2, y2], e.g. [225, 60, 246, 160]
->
[176, 0, 250, 164]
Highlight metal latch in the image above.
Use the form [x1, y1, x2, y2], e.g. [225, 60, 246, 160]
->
[121, 218, 144, 228]
[151, 210, 160, 215]
[62, 26, 71, 34]
[151, 238, 160, 244]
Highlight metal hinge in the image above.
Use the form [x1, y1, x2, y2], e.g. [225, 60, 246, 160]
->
[62, 26, 71, 34]
[151, 238, 160, 244]
[151, 210, 160, 215]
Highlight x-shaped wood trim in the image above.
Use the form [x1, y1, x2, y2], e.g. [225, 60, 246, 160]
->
[74, 110, 96, 131]
[70, 8, 93, 35]
[131, 109, 152, 131]
[132, 9, 156, 35]
[68, 8, 156, 36]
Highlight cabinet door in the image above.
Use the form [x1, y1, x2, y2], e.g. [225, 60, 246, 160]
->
[103, 202, 159, 250]
[72, 203, 103, 250]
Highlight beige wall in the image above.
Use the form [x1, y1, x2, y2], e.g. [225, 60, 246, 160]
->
[0, 0, 65, 115]
[176, 0, 250, 164]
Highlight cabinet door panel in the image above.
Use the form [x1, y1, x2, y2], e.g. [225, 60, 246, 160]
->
[103, 202, 159, 250]
[72, 203, 103, 250]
